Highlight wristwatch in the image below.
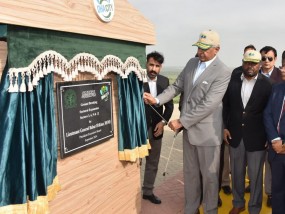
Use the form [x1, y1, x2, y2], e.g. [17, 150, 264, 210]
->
[161, 120, 167, 125]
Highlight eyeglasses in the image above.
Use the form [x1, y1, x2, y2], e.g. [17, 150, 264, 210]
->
[262, 56, 274, 62]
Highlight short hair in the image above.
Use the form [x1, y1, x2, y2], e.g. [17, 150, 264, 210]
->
[147, 51, 164, 64]
[260, 46, 277, 57]
[244, 44, 256, 53]
[282, 50, 285, 60]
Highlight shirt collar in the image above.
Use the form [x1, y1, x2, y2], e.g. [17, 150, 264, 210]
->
[147, 75, 157, 82]
[260, 67, 274, 77]
[199, 56, 217, 69]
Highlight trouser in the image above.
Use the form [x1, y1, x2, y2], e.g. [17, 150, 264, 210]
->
[230, 140, 265, 214]
[264, 151, 272, 196]
[142, 127, 162, 195]
[271, 155, 285, 214]
[183, 132, 220, 214]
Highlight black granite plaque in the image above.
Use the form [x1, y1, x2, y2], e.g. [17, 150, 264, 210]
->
[56, 79, 113, 158]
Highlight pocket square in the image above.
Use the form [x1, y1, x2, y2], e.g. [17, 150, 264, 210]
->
[202, 81, 208, 84]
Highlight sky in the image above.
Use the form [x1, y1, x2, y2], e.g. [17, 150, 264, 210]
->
[128, 0, 285, 69]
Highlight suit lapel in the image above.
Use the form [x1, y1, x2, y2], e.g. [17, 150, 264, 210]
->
[190, 60, 199, 86]
[280, 85, 285, 120]
[143, 81, 150, 93]
[192, 58, 218, 88]
[236, 76, 244, 109]
[156, 75, 163, 95]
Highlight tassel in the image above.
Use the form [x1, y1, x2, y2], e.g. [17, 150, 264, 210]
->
[13, 83, 19, 92]
[43, 66, 47, 75]
[39, 69, 44, 78]
[50, 63, 55, 73]
[8, 69, 14, 92]
[20, 72, 26, 92]
[20, 82, 26, 92]
[28, 81, 33, 91]
[61, 71, 65, 78]
[27, 71, 33, 91]
[78, 64, 83, 72]
[71, 70, 76, 78]
[35, 71, 40, 81]
[12, 71, 19, 92]
[55, 66, 61, 75]
[32, 75, 38, 86]
[8, 83, 14, 92]
[47, 63, 51, 74]
[63, 74, 69, 81]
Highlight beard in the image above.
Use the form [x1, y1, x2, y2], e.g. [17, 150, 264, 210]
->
[148, 71, 158, 79]
[243, 69, 258, 78]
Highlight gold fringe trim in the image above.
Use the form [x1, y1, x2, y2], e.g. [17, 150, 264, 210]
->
[119, 140, 151, 162]
[0, 176, 61, 214]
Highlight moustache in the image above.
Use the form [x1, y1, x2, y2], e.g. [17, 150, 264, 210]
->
[149, 71, 157, 75]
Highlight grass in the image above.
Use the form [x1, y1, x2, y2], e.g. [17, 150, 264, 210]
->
[163, 71, 181, 104]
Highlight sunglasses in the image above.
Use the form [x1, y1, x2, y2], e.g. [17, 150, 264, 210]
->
[262, 56, 274, 62]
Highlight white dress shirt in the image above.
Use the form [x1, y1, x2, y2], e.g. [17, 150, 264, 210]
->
[240, 74, 258, 108]
[147, 76, 157, 97]
[193, 56, 216, 83]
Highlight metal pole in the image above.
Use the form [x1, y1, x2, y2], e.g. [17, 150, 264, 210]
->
[163, 130, 180, 176]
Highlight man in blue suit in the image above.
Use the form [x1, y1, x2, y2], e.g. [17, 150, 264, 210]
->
[264, 65, 285, 214]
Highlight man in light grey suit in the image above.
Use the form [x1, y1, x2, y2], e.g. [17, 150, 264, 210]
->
[143, 30, 231, 214]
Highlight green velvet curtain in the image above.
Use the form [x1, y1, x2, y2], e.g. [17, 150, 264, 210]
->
[117, 72, 149, 162]
[0, 60, 60, 213]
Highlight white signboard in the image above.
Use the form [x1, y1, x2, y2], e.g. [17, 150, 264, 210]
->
[93, 0, 115, 23]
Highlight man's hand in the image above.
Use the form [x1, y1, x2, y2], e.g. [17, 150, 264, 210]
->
[223, 129, 232, 145]
[168, 119, 183, 133]
[272, 140, 285, 154]
[143, 92, 157, 105]
[153, 122, 164, 137]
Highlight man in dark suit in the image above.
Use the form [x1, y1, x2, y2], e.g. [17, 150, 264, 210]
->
[260, 46, 282, 82]
[263, 65, 285, 214]
[231, 45, 257, 195]
[223, 50, 272, 214]
[259, 46, 283, 207]
[142, 51, 173, 204]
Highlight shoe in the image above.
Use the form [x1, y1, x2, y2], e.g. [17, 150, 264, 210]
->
[142, 194, 161, 204]
[229, 207, 245, 214]
[218, 195, 222, 207]
[222, 185, 232, 195]
[245, 185, 250, 193]
[267, 195, 272, 207]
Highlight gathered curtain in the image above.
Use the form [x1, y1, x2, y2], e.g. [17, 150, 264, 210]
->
[0, 60, 60, 213]
[117, 72, 150, 162]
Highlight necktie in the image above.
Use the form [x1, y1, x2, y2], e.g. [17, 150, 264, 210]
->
[193, 62, 206, 83]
